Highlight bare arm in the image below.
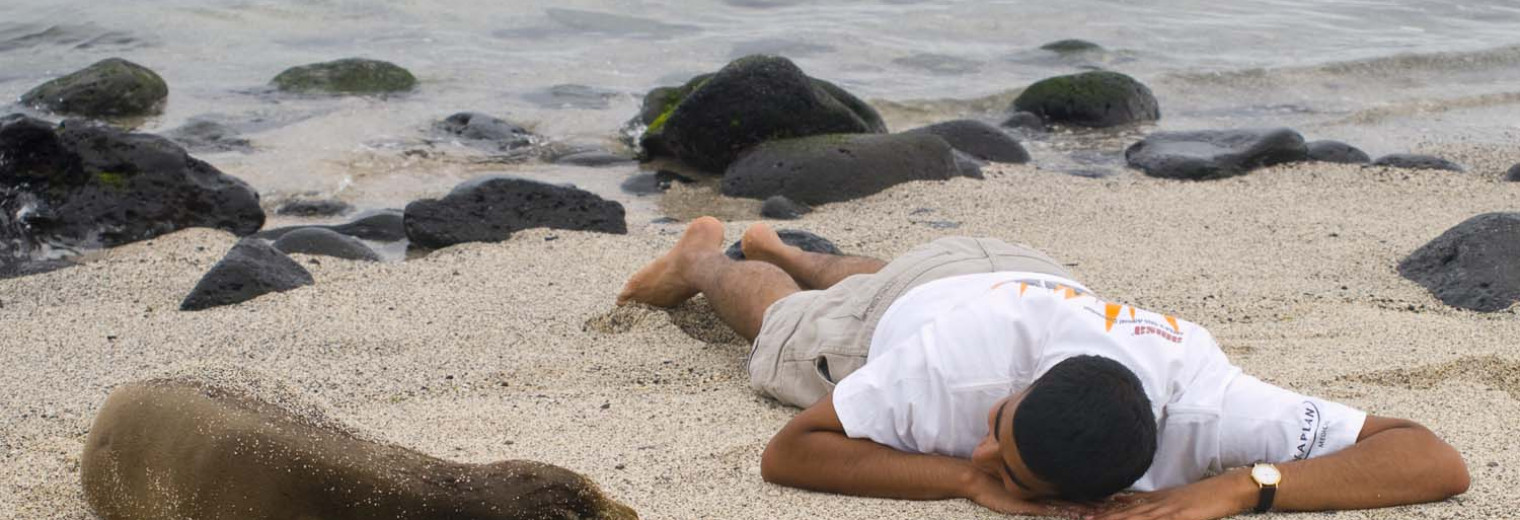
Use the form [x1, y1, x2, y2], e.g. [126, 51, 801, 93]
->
[1096, 415, 1470, 520]
[761, 393, 1060, 516]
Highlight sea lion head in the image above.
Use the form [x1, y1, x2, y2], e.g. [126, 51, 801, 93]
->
[464, 460, 638, 520]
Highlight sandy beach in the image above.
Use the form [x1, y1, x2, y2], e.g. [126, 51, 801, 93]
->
[3, 149, 1519, 519]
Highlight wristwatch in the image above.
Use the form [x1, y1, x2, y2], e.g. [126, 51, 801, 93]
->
[1248, 463, 1281, 513]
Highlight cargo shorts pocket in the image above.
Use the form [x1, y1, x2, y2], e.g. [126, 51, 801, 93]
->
[814, 351, 867, 388]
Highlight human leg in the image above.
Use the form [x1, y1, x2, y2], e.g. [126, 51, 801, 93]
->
[618, 217, 801, 341]
[739, 223, 886, 290]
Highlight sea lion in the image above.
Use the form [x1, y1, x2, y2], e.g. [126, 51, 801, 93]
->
[81, 379, 637, 520]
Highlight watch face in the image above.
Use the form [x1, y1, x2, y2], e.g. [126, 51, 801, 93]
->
[1252, 465, 1282, 486]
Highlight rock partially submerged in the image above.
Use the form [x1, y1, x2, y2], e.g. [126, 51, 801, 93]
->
[404, 177, 627, 249]
[1305, 140, 1370, 164]
[638, 55, 887, 172]
[1369, 154, 1465, 172]
[273, 228, 381, 262]
[904, 119, 1029, 164]
[162, 119, 254, 154]
[83, 378, 637, 520]
[0, 115, 263, 271]
[1039, 39, 1105, 54]
[433, 112, 535, 150]
[722, 133, 966, 205]
[271, 58, 416, 95]
[1124, 128, 1308, 180]
[725, 229, 841, 260]
[21, 58, 168, 118]
[1398, 212, 1520, 312]
[180, 239, 314, 311]
[523, 84, 621, 110]
[1011, 71, 1159, 128]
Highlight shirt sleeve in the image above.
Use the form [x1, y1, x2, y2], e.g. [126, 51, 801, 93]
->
[1216, 374, 1368, 468]
[831, 333, 933, 454]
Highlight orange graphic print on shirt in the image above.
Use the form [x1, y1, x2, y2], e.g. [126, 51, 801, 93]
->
[993, 277, 1185, 343]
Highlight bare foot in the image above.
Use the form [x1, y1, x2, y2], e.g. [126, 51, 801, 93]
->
[617, 217, 726, 307]
[741, 222, 800, 266]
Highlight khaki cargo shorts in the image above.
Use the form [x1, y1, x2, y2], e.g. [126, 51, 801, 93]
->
[746, 237, 1075, 408]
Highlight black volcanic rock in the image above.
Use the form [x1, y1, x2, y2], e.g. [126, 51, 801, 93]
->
[434, 112, 535, 150]
[760, 196, 811, 220]
[1039, 39, 1105, 54]
[1506, 163, 1520, 182]
[275, 199, 354, 218]
[256, 209, 406, 243]
[1398, 212, 1520, 312]
[404, 177, 626, 249]
[181, 239, 314, 311]
[1125, 128, 1308, 180]
[1011, 71, 1159, 128]
[639, 55, 887, 172]
[725, 229, 841, 260]
[722, 133, 965, 205]
[1000, 111, 1045, 132]
[1369, 154, 1465, 172]
[273, 228, 381, 262]
[0, 115, 263, 271]
[1305, 140, 1370, 164]
[904, 120, 1029, 164]
[555, 150, 635, 167]
[952, 151, 986, 179]
[620, 170, 694, 196]
[21, 58, 168, 118]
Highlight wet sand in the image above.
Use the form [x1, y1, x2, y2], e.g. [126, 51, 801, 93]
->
[3, 152, 1519, 519]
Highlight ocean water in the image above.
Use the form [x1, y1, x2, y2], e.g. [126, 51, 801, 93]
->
[4, 0, 1520, 221]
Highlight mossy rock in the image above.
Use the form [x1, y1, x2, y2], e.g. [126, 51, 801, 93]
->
[637, 55, 887, 172]
[271, 58, 416, 95]
[1011, 71, 1159, 128]
[21, 58, 168, 118]
[621, 74, 712, 155]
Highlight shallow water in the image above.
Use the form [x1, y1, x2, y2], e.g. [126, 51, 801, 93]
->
[4, 0, 1520, 222]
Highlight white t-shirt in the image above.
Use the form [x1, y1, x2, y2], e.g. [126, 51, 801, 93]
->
[832, 272, 1367, 491]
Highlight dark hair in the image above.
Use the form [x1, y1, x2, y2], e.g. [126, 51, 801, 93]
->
[1013, 355, 1157, 501]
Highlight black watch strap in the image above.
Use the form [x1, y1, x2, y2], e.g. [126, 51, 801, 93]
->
[1254, 485, 1276, 513]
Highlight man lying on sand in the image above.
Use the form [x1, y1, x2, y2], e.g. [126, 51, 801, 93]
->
[618, 218, 1469, 520]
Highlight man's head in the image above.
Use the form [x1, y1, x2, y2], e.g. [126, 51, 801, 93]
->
[970, 355, 1157, 502]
